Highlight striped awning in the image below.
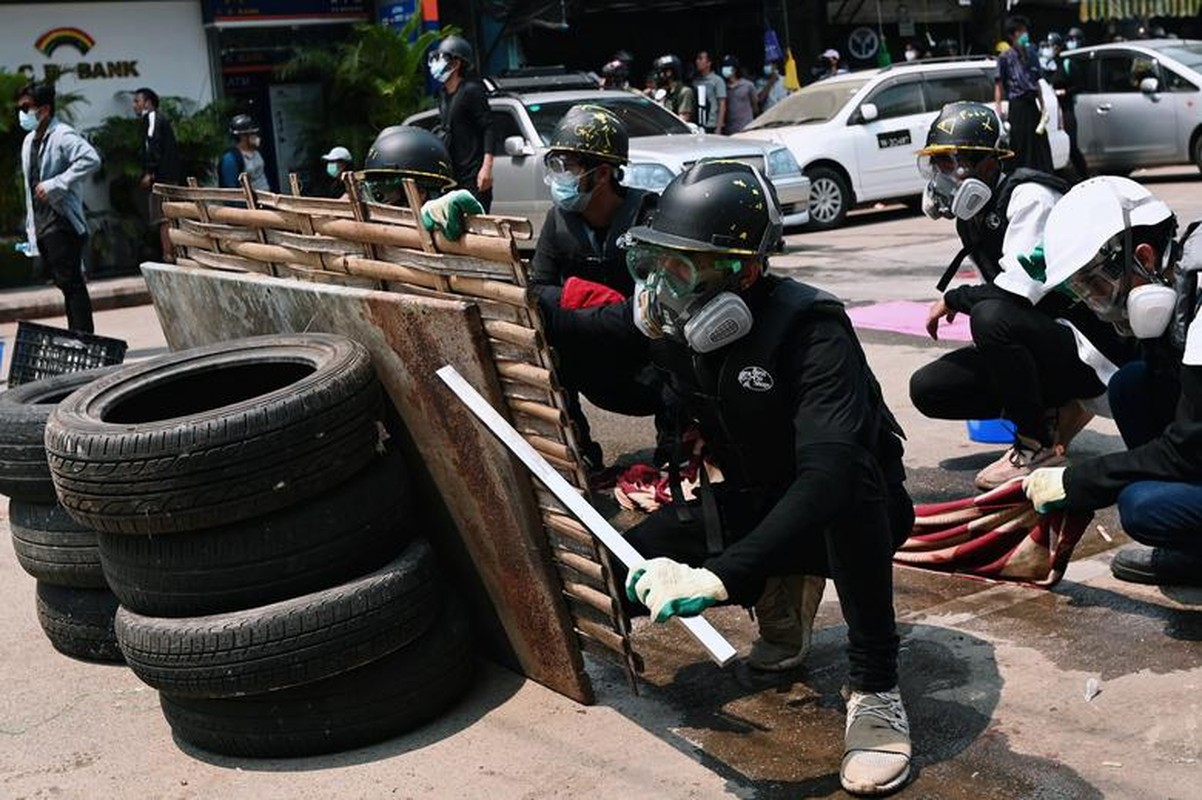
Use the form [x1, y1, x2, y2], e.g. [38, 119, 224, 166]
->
[1079, 0, 1202, 21]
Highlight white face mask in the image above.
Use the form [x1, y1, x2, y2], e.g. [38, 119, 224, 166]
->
[905, 49, 918, 61]
[249, 135, 261, 149]
[18, 109, 38, 132]
[721, 66, 734, 79]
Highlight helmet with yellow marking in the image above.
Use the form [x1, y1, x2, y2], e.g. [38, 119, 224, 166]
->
[918, 101, 1012, 158]
[546, 104, 629, 166]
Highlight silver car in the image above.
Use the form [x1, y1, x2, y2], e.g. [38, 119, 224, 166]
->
[1063, 39, 1202, 173]
[404, 84, 810, 244]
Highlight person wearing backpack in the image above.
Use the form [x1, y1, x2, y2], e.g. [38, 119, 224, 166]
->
[218, 114, 271, 191]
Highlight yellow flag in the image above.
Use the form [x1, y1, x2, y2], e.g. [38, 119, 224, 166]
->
[784, 48, 801, 91]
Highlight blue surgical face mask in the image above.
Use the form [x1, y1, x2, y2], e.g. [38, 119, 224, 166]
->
[18, 109, 38, 132]
[326, 162, 342, 178]
[721, 66, 734, 79]
[1065, 38, 1080, 50]
[762, 64, 774, 76]
[430, 57, 452, 83]
[1016, 32, 1031, 47]
[548, 171, 594, 213]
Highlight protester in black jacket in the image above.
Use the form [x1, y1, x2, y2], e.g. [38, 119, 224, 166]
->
[133, 87, 181, 262]
[529, 105, 664, 474]
[1024, 177, 1202, 588]
[618, 161, 915, 797]
[429, 36, 494, 212]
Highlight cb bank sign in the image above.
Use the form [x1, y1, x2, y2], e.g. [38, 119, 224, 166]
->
[17, 27, 139, 82]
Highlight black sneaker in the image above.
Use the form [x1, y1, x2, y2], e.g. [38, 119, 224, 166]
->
[1111, 545, 1202, 587]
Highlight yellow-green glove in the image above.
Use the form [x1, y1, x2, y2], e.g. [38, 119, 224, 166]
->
[420, 189, 483, 241]
[1023, 467, 1067, 513]
[625, 557, 728, 623]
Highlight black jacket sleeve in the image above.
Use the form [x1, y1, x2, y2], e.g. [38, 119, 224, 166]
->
[1064, 361, 1202, 511]
[704, 313, 889, 603]
[944, 282, 1014, 314]
[466, 82, 495, 160]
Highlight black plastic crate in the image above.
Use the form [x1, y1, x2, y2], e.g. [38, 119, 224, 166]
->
[7, 321, 128, 388]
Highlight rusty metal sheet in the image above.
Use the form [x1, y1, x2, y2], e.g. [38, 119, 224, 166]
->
[141, 263, 592, 704]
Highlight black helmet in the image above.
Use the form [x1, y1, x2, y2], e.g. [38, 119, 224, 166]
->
[1047, 31, 1064, 47]
[628, 160, 782, 257]
[918, 102, 1012, 158]
[721, 54, 740, 70]
[362, 125, 455, 191]
[653, 54, 683, 80]
[546, 105, 629, 166]
[601, 59, 628, 80]
[229, 113, 258, 137]
[612, 49, 634, 65]
[436, 35, 474, 65]
[1067, 27, 1085, 40]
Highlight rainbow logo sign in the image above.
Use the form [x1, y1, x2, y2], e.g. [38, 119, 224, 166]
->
[35, 27, 95, 58]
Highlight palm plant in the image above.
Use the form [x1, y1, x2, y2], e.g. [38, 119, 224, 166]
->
[276, 17, 449, 167]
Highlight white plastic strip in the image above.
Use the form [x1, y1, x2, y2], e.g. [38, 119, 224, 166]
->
[437, 364, 737, 667]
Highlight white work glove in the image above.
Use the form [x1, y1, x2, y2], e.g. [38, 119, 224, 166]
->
[1023, 467, 1067, 513]
[420, 189, 483, 241]
[626, 557, 728, 623]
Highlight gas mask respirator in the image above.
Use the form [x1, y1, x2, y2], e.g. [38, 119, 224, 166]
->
[629, 246, 754, 353]
[920, 156, 993, 221]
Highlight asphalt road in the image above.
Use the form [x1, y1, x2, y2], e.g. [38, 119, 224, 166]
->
[2, 166, 1200, 799]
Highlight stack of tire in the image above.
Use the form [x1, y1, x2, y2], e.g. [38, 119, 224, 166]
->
[1, 368, 126, 663]
[42, 333, 475, 758]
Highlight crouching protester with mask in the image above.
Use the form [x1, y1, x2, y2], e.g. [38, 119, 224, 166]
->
[618, 160, 916, 796]
[1025, 177, 1202, 587]
[909, 102, 1135, 490]
[358, 125, 474, 217]
[528, 105, 670, 476]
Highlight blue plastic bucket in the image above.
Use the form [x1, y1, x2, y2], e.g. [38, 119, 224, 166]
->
[966, 418, 1016, 444]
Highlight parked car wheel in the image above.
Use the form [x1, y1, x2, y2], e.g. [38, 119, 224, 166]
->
[116, 539, 442, 698]
[35, 582, 124, 663]
[158, 597, 474, 758]
[805, 166, 851, 231]
[45, 334, 383, 535]
[98, 449, 415, 617]
[10, 501, 106, 588]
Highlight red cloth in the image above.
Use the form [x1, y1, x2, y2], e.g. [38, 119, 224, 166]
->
[560, 277, 625, 309]
[895, 479, 1093, 588]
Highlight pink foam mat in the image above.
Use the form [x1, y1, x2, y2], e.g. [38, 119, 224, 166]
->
[846, 300, 973, 342]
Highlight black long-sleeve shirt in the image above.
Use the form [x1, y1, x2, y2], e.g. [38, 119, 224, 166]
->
[437, 79, 494, 188]
[142, 110, 181, 184]
[1066, 357, 1202, 512]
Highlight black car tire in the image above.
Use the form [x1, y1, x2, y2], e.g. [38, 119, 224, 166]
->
[159, 597, 474, 758]
[35, 582, 124, 663]
[804, 166, 851, 231]
[0, 368, 116, 503]
[116, 539, 442, 698]
[10, 500, 106, 588]
[98, 450, 415, 617]
[45, 334, 383, 535]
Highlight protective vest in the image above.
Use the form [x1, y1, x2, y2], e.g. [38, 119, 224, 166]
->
[938, 168, 1070, 292]
[543, 188, 655, 296]
[651, 276, 905, 497]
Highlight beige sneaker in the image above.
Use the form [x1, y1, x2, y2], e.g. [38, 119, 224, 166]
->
[747, 575, 825, 671]
[841, 687, 912, 796]
[974, 435, 1066, 490]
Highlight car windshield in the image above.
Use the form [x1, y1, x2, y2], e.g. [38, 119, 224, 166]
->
[525, 96, 693, 143]
[742, 77, 872, 130]
[1155, 43, 1202, 71]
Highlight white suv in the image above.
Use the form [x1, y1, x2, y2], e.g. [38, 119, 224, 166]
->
[735, 57, 1069, 230]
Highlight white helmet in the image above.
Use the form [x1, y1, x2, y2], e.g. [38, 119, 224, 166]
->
[1043, 176, 1174, 289]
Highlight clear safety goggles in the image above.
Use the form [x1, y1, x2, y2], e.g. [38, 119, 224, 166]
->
[626, 244, 743, 297]
[543, 154, 598, 184]
[426, 51, 451, 67]
[916, 153, 980, 181]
